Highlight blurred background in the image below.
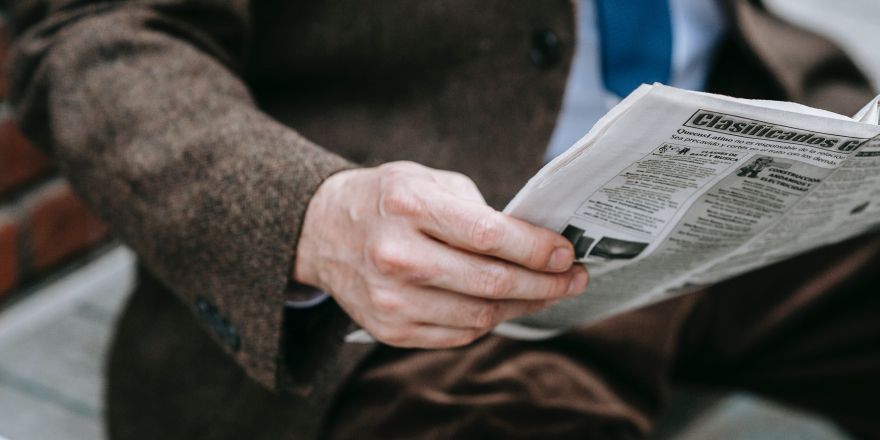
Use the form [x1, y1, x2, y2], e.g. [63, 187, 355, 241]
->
[0, 1, 877, 439]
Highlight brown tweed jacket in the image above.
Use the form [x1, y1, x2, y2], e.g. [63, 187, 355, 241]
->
[5, 0, 876, 437]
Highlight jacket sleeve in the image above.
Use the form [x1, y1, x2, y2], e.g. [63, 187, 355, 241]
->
[6, 0, 355, 390]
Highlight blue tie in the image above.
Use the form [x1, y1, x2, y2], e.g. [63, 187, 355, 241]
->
[595, 0, 673, 98]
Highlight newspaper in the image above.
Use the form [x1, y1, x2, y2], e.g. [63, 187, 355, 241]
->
[495, 84, 880, 339]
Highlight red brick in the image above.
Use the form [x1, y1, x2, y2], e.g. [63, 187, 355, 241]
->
[0, 19, 6, 100]
[28, 182, 108, 271]
[0, 216, 18, 297]
[0, 117, 54, 194]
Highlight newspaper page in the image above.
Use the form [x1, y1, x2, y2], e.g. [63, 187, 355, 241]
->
[495, 84, 880, 339]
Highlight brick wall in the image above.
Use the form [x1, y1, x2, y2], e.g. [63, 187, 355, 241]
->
[0, 13, 110, 303]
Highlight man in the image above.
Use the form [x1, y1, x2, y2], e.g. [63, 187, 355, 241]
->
[6, 0, 880, 438]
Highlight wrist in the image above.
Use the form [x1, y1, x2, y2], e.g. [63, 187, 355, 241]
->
[292, 167, 359, 289]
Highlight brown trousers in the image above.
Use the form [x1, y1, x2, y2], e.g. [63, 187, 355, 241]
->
[106, 232, 880, 439]
[323, 232, 880, 439]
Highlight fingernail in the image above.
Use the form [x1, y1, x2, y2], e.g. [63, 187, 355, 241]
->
[548, 247, 573, 271]
[568, 269, 587, 295]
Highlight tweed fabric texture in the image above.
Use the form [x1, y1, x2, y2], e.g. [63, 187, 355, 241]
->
[5, 0, 877, 437]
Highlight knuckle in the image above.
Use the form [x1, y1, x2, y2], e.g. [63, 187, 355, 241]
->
[548, 273, 570, 298]
[382, 161, 421, 173]
[458, 329, 484, 346]
[448, 171, 468, 181]
[374, 325, 408, 346]
[470, 214, 503, 253]
[379, 161, 416, 178]
[475, 303, 500, 328]
[529, 240, 555, 268]
[436, 330, 481, 349]
[370, 289, 403, 315]
[478, 265, 512, 298]
[380, 185, 426, 218]
[450, 172, 477, 188]
[370, 242, 411, 275]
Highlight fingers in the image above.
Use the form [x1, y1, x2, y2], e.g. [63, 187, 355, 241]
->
[422, 237, 588, 300]
[371, 285, 553, 329]
[370, 323, 490, 349]
[416, 191, 576, 273]
[367, 235, 589, 301]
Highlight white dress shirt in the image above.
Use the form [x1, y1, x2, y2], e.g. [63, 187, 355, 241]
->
[545, 0, 727, 161]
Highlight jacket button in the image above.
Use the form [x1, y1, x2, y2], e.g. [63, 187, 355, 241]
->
[224, 325, 241, 352]
[195, 296, 214, 318]
[194, 297, 240, 352]
[530, 29, 561, 68]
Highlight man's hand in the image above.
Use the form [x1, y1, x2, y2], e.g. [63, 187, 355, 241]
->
[294, 161, 588, 348]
